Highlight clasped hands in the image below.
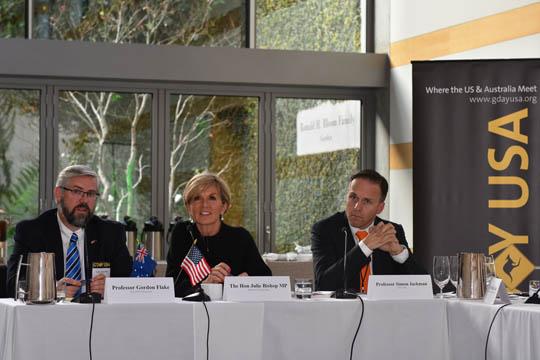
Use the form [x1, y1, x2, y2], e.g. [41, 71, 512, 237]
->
[202, 262, 248, 284]
[56, 273, 107, 298]
[362, 222, 404, 256]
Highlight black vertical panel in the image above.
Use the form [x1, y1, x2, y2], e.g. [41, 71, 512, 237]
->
[413, 59, 540, 291]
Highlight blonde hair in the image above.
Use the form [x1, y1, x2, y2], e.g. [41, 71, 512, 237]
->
[183, 172, 231, 210]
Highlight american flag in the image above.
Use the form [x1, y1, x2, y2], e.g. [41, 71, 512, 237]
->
[181, 245, 211, 286]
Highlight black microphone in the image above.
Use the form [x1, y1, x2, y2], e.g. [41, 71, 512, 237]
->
[334, 226, 356, 299]
[78, 226, 101, 304]
[525, 286, 540, 304]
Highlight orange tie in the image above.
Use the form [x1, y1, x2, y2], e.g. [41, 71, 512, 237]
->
[356, 230, 370, 293]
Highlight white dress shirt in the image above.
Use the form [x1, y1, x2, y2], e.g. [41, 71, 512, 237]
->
[349, 221, 409, 267]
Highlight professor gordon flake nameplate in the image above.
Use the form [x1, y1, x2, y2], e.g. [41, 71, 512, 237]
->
[103, 277, 175, 304]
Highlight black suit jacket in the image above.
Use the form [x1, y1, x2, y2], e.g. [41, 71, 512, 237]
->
[6, 209, 133, 297]
[311, 212, 426, 291]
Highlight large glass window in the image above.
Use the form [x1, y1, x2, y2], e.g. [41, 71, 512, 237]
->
[0, 89, 40, 244]
[275, 98, 362, 252]
[0, 0, 25, 38]
[169, 94, 258, 238]
[32, 0, 246, 47]
[0, 80, 368, 257]
[256, 0, 362, 52]
[57, 90, 152, 222]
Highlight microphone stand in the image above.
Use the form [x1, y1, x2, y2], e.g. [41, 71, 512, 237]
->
[334, 227, 357, 299]
[78, 227, 101, 304]
[525, 286, 540, 304]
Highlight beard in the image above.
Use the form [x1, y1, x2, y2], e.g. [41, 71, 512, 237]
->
[60, 198, 94, 228]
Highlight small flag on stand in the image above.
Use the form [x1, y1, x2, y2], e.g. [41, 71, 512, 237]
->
[181, 245, 211, 285]
[131, 243, 156, 277]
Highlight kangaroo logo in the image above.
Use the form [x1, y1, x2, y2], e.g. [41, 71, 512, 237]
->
[502, 254, 521, 282]
[493, 245, 534, 291]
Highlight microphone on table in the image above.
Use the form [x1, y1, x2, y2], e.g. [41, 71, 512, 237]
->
[77, 226, 101, 304]
[334, 226, 357, 299]
[525, 286, 540, 304]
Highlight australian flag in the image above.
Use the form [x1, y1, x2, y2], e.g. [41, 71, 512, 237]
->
[181, 245, 211, 286]
[131, 244, 157, 277]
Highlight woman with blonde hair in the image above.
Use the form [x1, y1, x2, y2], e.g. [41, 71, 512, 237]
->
[166, 172, 271, 297]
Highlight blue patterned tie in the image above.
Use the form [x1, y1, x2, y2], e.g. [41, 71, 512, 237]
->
[66, 233, 82, 295]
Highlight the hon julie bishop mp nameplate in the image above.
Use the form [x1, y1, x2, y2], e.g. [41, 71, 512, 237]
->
[223, 276, 291, 301]
[103, 277, 175, 304]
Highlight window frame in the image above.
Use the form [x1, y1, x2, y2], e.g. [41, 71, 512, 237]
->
[24, 0, 373, 53]
[0, 8, 385, 251]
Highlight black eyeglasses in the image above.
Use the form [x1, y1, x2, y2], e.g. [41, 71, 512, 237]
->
[61, 187, 100, 199]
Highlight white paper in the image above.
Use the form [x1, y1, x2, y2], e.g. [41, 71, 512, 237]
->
[223, 276, 291, 302]
[367, 275, 433, 300]
[483, 278, 511, 304]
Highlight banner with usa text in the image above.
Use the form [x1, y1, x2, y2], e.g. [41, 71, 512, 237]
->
[413, 59, 540, 291]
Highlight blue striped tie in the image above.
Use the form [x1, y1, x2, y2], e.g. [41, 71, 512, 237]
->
[66, 233, 82, 295]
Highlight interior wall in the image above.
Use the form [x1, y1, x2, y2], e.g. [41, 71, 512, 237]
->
[388, 0, 540, 248]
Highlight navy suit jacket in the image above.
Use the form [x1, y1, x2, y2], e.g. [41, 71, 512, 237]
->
[6, 209, 133, 297]
[311, 212, 426, 291]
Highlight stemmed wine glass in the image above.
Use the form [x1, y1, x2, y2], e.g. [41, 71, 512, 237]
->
[449, 255, 459, 294]
[433, 256, 450, 299]
[485, 255, 496, 287]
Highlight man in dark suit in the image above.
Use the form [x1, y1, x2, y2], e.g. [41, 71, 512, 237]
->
[7, 165, 132, 299]
[311, 169, 426, 292]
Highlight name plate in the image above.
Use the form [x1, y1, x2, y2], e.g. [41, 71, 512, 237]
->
[483, 278, 511, 305]
[103, 277, 175, 304]
[92, 262, 111, 278]
[367, 275, 433, 300]
[223, 276, 291, 302]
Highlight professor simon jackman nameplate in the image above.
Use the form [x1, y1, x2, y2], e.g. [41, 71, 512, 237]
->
[223, 276, 291, 301]
[367, 275, 433, 300]
[103, 277, 175, 304]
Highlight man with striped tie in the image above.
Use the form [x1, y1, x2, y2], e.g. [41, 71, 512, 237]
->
[311, 170, 426, 293]
[7, 165, 132, 299]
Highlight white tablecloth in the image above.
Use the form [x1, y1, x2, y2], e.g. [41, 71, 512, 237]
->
[0, 299, 264, 360]
[262, 298, 449, 360]
[0, 297, 538, 360]
[447, 299, 540, 360]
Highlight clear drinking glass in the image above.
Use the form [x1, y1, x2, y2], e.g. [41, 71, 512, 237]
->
[433, 256, 450, 298]
[16, 280, 27, 302]
[295, 278, 313, 299]
[449, 255, 459, 292]
[56, 280, 66, 303]
[529, 280, 540, 296]
[485, 255, 496, 287]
